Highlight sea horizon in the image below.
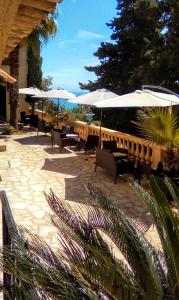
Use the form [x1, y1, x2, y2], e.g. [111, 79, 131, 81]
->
[52, 90, 86, 110]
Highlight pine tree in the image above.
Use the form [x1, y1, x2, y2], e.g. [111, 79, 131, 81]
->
[80, 0, 164, 134]
[80, 0, 163, 94]
[158, 1, 179, 93]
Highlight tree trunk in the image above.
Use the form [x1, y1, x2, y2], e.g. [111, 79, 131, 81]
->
[9, 45, 19, 129]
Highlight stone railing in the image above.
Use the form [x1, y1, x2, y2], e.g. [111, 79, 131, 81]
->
[29, 108, 53, 123]
[67, 119, 165, 169]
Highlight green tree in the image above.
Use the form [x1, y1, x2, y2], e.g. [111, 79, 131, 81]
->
[26, 15, 57, 115]
[68, 104, 92, 122]
[80, 0, 163, 94]
[158, 1, 179, 92]
[41, 75, 53, 91]
[1, 179, 179, 299]
[36, 76, 58, 115]
[80, 0, 164, 133]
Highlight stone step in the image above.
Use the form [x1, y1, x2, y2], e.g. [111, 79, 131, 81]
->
[0, 145, 6, 152]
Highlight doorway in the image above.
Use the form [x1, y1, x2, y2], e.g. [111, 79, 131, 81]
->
[0, 85, 6, 121]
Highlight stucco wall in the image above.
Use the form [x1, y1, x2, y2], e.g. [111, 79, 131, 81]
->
[1, 64, 10, 120]
[17, 44, 29, 121]
[1, 44, 29, 122]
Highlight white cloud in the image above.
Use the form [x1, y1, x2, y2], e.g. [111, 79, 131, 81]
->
[59, 39, 77, 48]
[44, 68, 81, 79]
[77, 30, 104, 39]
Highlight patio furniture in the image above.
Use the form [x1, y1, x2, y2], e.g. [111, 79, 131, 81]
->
[103, 140, 128, 159]
[51, 129, 79, 151]
[95, 149, 133, 183]
[62, 125, 74, 134]
[135, 161, 178, 203]
[20, 111, 27, 124]
[37, 120, 53, 136]
[85, 135, 99, 154]
[30, 115, 39, 128]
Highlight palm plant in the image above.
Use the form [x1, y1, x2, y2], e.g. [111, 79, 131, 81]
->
[134, 108, 179, 147]
[1, 178, 179, 299]
[134, 108, 179, 169]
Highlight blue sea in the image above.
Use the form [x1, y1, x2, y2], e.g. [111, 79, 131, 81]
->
[52, 91, 85, 110]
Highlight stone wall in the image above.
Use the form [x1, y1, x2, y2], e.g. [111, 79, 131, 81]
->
[1, 64, 10, 120]
[1, 44, 29, 122]
[18, 44, 29, 121]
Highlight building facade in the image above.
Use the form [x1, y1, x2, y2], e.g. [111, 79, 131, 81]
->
[0, 44, 29, 122]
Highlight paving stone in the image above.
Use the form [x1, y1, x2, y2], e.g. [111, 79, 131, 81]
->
[0, 132, 161, 252]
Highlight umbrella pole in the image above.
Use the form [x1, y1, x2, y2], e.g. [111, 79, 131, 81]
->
[99, 108, 103, 149]
[57, 98, 59, 127]
[42, 99, 44, 121]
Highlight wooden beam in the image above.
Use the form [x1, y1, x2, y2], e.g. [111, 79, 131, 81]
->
[14, 16, 46, 28]
[11, 27, 30, 34]
[0, 0, 21, 64]
[10, 29, 29, 38]
[15, 13, 47, 28]
[48, 0, 62, 3]
[1, 0, 63, 61]
[6, 39, 20, 48]
[18, 5, 49, 19]
[0, 68, 16, 83]
[21, 0, 55, 13]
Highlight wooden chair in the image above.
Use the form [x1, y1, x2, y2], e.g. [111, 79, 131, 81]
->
[51, 129, 78, 151]
[95, 149, 133, 183]
[85, 135, 99, 154]
[103, 140, 128, 158]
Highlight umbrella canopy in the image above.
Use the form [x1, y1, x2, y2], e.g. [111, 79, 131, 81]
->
[31, 92, 49, 121]
[69, 89, 119, 148]
[69, 89, 119, 105]
[31, 91, 48, 99]
[43, 89, 75, 99]
[32, 89, 76, 126]
[19, 87, 42, 95]
[94, 90, 179, 108]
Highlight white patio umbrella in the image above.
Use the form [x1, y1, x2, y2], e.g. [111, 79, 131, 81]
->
[69, 89, 120, 146]
[32, 89, 76, 125]
[44, 89, 75, 99]
[70, 89, 119, 105]
[94, 89, 179, 108]
[31, 91, 49, 120]
[18, 87, 42, 95]
[69, 89, 179, 147]
[19, 87, 44, 121]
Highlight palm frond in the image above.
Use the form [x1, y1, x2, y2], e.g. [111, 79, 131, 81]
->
[46, 187, 170, 300]
[1, 178, 178, 299]
[133, 177, 179, 299]
[0, 233, 96, 300]
[134, 108, 179, 147]
[87, 184, 170, 300]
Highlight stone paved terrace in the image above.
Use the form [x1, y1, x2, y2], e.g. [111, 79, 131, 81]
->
[0, 131, 160, 250]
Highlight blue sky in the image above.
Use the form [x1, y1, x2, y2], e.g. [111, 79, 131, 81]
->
[41, 0, 117, 93]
